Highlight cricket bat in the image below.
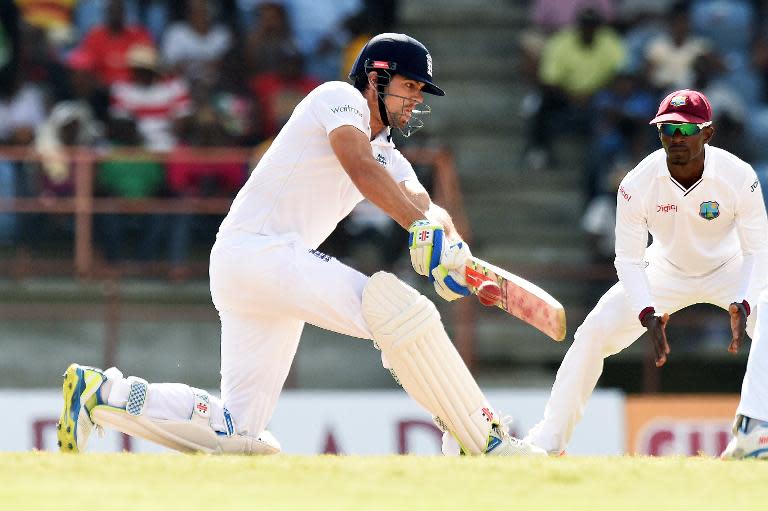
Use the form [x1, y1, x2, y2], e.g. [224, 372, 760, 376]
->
[464, 256, 567, 341]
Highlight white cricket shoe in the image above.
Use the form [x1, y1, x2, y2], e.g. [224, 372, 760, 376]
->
[435, 414, 546, 456]
[721, 414, 768, 460]
[484, 424, 547, 456]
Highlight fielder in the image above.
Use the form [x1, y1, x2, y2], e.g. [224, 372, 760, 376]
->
[525, 89, 768, 455]
[58, 33, 545, 457]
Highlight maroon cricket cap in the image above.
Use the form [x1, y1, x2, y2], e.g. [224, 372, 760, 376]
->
[649, 89, 713, 124]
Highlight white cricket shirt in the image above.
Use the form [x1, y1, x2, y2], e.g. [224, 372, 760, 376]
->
[217, 81, 418, 249]
[614, 146, 768, 315]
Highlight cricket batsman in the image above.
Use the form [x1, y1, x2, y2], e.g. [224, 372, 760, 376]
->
[57, 33, 545, 457]
[525, 89, 768, 456]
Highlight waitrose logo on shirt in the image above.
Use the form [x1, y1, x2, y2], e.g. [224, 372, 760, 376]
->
[331, 104, 364, 119]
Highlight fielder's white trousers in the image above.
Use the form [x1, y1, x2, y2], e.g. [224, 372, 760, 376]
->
[737, 288, 768, 423]
[526, 252, 764, 453]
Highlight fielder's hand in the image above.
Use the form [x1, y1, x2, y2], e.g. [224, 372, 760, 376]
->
[408, 219, 444, 279]
[728, 301, 749, 354]
[641, 311, 670, 367]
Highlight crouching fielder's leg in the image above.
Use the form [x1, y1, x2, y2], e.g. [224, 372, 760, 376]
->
[57, 364, 279, 454]
[362, 272, 545, 456]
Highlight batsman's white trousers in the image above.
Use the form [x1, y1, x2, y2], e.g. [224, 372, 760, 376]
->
[208, 232, 373, 436]
[737, 288, 768, 423]
[526, 252, 766, 453]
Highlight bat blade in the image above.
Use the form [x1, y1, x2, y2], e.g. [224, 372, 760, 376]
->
[465, 257, 566, 341]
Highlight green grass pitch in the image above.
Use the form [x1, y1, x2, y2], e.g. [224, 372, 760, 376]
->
[1, 452, 766, 510]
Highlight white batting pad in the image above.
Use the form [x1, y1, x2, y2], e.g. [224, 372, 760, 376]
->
[90, 405, 280, 455]
[362, 271, 496, 454]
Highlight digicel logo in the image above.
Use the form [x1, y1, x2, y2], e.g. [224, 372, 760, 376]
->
[636, 420, 732, 456]
[619, 186, 631, 201]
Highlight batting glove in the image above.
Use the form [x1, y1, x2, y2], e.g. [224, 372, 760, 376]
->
[408, 219, 444, 279]
[439, 240, 472, 271]
[431, 263, 470, 301]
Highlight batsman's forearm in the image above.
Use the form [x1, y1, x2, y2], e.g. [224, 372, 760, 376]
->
[350, 161, 424, 229]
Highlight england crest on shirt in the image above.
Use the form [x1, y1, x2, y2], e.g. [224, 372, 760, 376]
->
[699, 201, 720, 220]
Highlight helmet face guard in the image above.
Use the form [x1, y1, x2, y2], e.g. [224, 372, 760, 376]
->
[365, 59, 431, 138]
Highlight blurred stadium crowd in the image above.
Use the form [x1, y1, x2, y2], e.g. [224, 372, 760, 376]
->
[520, 0, 768, 263]
[5, 0, 768, 279]
[0, 0, 397, 278]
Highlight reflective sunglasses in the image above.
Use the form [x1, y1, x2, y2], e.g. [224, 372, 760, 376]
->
[657, 121, 712, 137]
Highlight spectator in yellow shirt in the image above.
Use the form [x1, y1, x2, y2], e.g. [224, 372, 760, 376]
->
[523, 8, 625, 171]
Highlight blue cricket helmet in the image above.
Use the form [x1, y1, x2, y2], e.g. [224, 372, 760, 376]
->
[349, 33, 445, 96]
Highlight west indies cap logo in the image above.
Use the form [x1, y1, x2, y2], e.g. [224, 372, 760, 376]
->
[699, 201, 720, 220]
[649, 89, 712, 124]
[670, 95, 687, 107]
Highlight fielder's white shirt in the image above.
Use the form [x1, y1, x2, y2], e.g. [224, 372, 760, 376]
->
[217, 81, 418, 249]
[614, 146, 768, 315]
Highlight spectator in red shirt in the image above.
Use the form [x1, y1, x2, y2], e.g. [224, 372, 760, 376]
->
[76, 0, 154, 86]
